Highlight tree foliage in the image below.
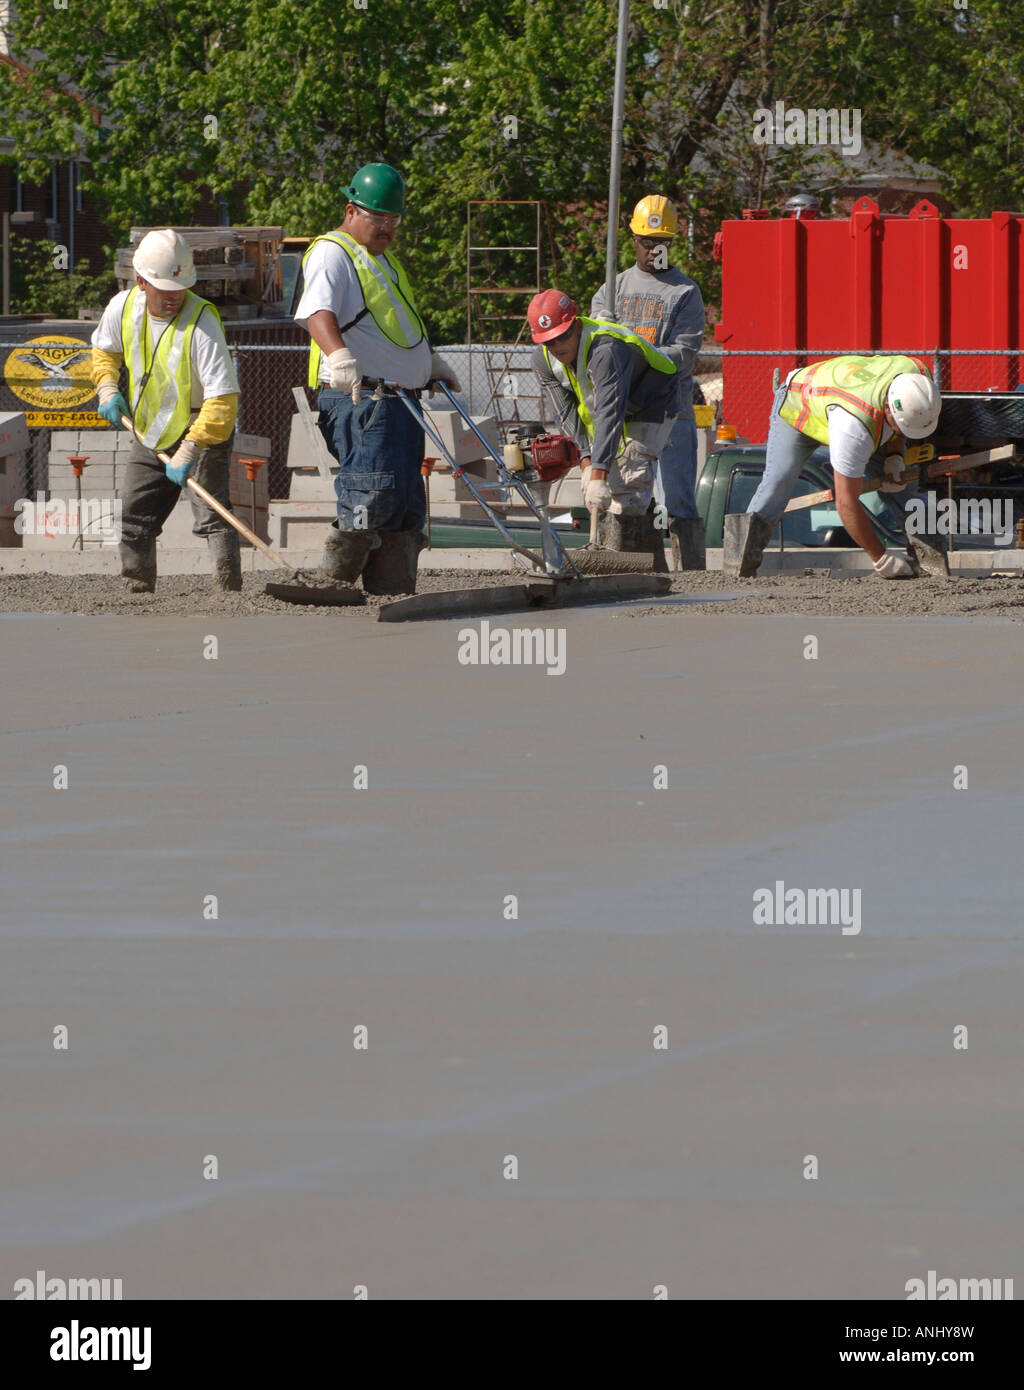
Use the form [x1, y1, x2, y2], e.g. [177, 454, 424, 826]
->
[2, 0, 1023, 337]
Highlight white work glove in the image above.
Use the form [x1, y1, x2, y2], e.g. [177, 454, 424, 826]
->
[873, 551, 917, 579]
[429, 352, 462, 392]
[581, 465, 612, 511]
[165, 439, 198, 487]
[327, 346, 361, 394]
[879, 455, 907, 492]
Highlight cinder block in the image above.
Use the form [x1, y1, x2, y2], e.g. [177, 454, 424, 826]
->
[50, 449, 117, 471]
[50, 431, 81, 451]
[422, 409, 498, 466]
[286, 412, 334, 473]
[267, 499, 335, 550]
[234, 433, 271, 459]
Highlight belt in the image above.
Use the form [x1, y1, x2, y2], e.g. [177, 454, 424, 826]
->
[319, 380, 420, 398]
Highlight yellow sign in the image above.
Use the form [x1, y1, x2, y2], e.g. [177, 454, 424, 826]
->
[4, 335, 95, 413]
[26, 411, 107, 428]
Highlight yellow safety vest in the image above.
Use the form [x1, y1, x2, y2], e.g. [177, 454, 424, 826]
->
[304, 230, 426, 387]
[542, 318, 675, 438]
[779, 354, 932, 449]
[120, 287, 218, 452]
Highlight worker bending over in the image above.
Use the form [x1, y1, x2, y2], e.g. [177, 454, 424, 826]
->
[726, 355, 941, 578]
[530, 289, 677, 566]
[295, 162, 459, 595]
[90, 229, 241, 593]
[591, 194, 707, 569]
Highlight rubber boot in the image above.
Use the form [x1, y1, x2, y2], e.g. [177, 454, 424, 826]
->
[119, 537, 157, 594]
[361, 529, 425, 595]
[723, 512, 775, 577]
[321, 523, 378, 583]
[597, 510, 624, 550]
[669, 516, 706, 571]
[642, 501, 669, 573]
[208, 530, 242, 592]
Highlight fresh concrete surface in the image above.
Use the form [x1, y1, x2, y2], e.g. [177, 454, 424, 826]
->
[1, 610, 1021, 1300]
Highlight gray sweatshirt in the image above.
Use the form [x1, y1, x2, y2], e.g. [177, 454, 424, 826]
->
[532, 323, 677, 477]
[591, 265, 704, 412]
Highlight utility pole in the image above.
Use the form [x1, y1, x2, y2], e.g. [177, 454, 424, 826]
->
[604, 0, 630, 318]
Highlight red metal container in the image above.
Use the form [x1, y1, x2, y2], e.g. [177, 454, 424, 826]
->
[714, 198, 1024, 442]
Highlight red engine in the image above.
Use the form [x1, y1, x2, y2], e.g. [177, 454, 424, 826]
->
[530, 433, 580, 482]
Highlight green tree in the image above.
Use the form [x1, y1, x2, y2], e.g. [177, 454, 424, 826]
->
[4, 0, 1024, 339]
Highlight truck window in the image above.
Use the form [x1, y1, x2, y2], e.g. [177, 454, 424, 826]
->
[726, 468, 846, 547]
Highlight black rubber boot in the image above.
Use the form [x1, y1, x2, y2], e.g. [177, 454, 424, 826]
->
[642, 501, 669, 573]
[723, 512, 775, 577]
[361, 529, 425, 596]
[208, 530, 242, 591]
[669, 516, 706, 571]
[119, 538, 157, 594]
[321, 523, 378, 583]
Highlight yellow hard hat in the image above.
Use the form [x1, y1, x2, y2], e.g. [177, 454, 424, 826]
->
[629, 195, 678, 238]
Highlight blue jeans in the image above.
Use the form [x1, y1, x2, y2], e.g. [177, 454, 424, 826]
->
[656, 412, 700, 520]
[317, 388, 425, 532]
[746, 385, 820, 522]
[748, 385, 903, 523]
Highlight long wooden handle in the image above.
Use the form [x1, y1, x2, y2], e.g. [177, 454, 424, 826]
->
[783, 444, 1016, 515]
[119, 415, 292, 572]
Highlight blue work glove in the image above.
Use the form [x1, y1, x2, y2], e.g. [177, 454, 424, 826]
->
[96, 388, 129, 427]
[165, 439, 198, 487]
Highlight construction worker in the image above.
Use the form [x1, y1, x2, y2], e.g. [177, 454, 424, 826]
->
[295, 162, 459, 594]
[90, 229, 241, 593]
[725, 355, 942, 578]
[590, 194, 707, 569]
[529, 289, 677, 565]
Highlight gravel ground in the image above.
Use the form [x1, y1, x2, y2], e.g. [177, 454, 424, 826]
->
[2, 567, 1024, 619]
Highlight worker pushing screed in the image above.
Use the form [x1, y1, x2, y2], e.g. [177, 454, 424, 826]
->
[590, 194, 707, 571]
[530, 289, 677, 570]
[90, 229, 242, 593]
[724, 354, 943, 579]
[295, 162, 461, 596]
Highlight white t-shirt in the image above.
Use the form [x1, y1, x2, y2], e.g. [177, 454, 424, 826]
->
[92, 290, 239, 411]
[294, 237, 432, 389]
[826, 404, 894, 479]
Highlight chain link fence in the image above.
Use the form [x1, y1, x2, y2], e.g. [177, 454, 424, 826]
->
[716, 349, 1024, 446]
[7, 341, 1024, 503]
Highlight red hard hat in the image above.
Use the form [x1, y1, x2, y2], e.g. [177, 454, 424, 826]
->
[528, 289, 579, 343]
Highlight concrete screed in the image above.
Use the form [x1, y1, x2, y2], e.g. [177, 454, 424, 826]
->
[0, 579, 1021, 1300]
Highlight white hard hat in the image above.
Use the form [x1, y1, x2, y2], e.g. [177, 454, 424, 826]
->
[132, 229, 196, 291]
[887, 373, 940, 439]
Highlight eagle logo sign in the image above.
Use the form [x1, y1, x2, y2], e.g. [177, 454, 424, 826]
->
[5, 336, 95, 411]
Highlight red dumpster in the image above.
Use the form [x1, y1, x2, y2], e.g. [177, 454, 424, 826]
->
[714, 198, 1024, 443]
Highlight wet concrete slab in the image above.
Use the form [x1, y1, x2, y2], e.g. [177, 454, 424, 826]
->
[1, 611, 1021, 1299]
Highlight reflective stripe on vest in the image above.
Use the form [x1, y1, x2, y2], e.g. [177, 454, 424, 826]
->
[120, 287, 215, 451]
[304, 231, 426, 388]
[779, 354, 931, 449]
[542, 318, 675, 439]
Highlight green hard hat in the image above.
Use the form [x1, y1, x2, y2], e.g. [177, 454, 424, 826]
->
[343, 163, 406, 214]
